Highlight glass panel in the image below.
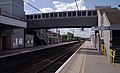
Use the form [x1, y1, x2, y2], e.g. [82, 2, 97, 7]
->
[93, 11, 97, 15]
[77, 11, 81, 16]
[26, 15, 29, 19]
[50, 13, 54, 18]
[46, 13, 49, 18]
[38, 15, 41, 18]
[42, 14, 45, 18]
[59, 13, 62, 17]
[54, 13, 57, 17]
[63, 12, 66, 17]
[88, 11, 92, 16]
[68, 12, 71, 17]
[82, 11, 86, 16]
[73, 12, 76, 16]
[34, 15, 37, 19]
[30, 15, 33, 19]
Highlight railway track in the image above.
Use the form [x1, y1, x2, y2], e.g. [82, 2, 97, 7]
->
[38, 43, 82, 73]
[0, 42, 83, 73]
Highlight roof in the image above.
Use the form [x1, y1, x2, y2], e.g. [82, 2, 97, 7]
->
[99, 8, 120, 15]
[46, 31, 57, 36]
[99, 8, 120, 24]
[105, 11, 120, 24]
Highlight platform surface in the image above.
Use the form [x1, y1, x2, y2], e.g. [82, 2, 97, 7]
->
[56, 41, 120, 73]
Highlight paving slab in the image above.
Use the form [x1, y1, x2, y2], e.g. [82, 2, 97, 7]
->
[56, 41, 120, 73]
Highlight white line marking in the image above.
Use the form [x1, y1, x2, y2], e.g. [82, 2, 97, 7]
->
[55, 42, 85, 73]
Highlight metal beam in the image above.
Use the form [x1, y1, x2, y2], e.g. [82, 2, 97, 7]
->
[27, 16, 98, 29]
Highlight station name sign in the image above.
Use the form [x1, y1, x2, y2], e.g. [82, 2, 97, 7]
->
[92, 26, 110, 31]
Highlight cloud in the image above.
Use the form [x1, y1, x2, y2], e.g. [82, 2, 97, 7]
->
[32, 0, 35, 2]
[25, 10, 33, 14]
[40, 0, 87, 13]
[40, 7, 55, 13]
[53, 1, 61, 4]
[53, 0, 87, 12]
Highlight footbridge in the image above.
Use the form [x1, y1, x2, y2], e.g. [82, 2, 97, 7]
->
[26, 10, 98, 28]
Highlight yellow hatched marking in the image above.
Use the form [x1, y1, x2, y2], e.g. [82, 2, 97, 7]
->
[82, 50, 87, 73]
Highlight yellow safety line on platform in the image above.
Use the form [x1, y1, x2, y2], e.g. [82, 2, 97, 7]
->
[82, 49, 87, 73]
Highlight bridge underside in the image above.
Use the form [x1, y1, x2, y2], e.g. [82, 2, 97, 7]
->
[27, 16, 98, 29]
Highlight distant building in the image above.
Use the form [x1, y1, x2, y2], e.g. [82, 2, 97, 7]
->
[0, 0, 27, 50]
[46, 31, 59, 44]
[61, 35, 67, 42]
[67, 32, 74, 41]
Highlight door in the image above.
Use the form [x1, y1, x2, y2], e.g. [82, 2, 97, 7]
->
[2, 36, 6, 50]
[0, 36, 2, 51]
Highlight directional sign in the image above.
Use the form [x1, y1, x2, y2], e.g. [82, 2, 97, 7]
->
[92, 26, 110, 31]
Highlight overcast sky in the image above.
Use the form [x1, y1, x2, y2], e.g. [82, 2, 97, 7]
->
[24, 0, 120, 38]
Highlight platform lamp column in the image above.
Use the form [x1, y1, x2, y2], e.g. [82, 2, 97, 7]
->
[95, 30, 99, 48]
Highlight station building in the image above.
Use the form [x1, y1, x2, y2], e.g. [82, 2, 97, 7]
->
[89, 6, 120, 62]
[0, 0, 59, 51]
[0, 0, 27, 50]
[97, 8, 120, 62]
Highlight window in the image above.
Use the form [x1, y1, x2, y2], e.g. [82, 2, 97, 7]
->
[54, 13, 57, 17]
[82, 11, 86, 16]
[38, 15, 41, 18]
[30, 15, 33, 19]
[19, 38, 23, 45]
[73, 12, 76, 16]
[26, 15, 29, 19]
[68, 12, 72, 17]
[42, 14, 45, 18]
[46, 13, 49, 18]
[59, 13, 62, 17]
[50, 13, 54, 18]
[77, 11, 81, 16]
[88, 11, 92, 16]
[63, 12, 66, 17]
[34, 15, 37, 19]
[93, 11, 97, 15]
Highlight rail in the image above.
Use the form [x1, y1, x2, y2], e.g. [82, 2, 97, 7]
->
[38, 42, 82, 73]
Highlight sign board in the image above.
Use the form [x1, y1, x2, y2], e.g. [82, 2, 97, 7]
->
[92, 26, 110, 31]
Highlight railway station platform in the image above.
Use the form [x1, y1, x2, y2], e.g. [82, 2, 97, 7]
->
[0, 41, 77, 58]
[56, 41, 120, 73]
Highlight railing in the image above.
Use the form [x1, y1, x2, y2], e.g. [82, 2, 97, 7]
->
[0, 8, 25, 21]
[110, 48, 115, 64]
[100, 44, 116, 64]
[100, 44, 106, 55]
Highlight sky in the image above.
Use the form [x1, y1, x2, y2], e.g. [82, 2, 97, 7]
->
[24, 0, 120, 38]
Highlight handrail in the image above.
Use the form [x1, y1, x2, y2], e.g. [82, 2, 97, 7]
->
[110, 48, 115, 64]
[100, 44, 106, 55]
